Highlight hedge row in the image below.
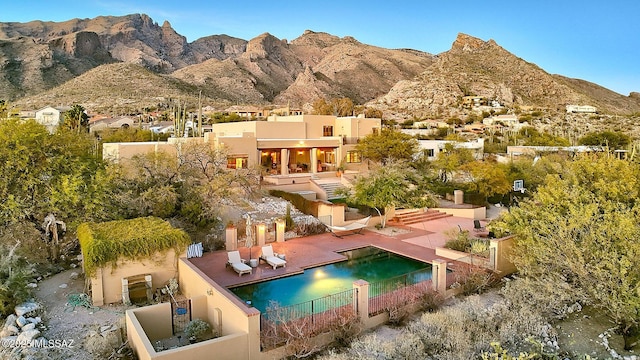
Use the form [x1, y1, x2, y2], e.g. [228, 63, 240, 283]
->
[268, 190, 321, 217]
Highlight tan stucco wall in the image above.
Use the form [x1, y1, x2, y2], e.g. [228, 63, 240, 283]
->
[132, 302, 173, 342]
[178, 259, 260, 359]
[490, 236, 517, 275]
[102, 142, 178, 163]
[433, 206, 486, 220]
[127, 303, 251, 360]
[90, 249, 182, 306]
[336, 117, 381, 139]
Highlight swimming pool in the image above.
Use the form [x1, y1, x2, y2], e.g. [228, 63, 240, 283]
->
[229, 247, 432, 314]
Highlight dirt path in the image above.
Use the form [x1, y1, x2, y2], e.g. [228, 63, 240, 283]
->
[32, 269, 132, 360]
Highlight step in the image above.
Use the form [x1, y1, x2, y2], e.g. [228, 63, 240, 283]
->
[388, 210, 452, 225]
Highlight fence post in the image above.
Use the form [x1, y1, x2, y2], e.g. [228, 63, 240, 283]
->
[353, 280, 369, 325]
[432, 259, 447, 295]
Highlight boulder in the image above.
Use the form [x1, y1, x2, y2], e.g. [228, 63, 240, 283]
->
[4, 314, 17, 328]
[16, 329, 40, 342]
[22, 323, 36, 331]
[69, 272, 79, 280]
[16, 316, 28, 328]
[6, 325, 19, 335]
[15, 302, 40, 317]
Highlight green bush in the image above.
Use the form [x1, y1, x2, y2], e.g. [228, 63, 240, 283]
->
[268, 190, 320, 216]
[0, 243, 33, 316]
[78, 217, 191, 276]
[185, 318, 212, 340]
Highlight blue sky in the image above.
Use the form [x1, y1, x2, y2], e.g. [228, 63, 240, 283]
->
[2, 1, 639, 96]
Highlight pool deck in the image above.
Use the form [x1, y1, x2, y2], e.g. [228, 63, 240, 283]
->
[187, 213, 497, 289]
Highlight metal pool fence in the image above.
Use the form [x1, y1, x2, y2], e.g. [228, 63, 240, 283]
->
[260, 288, 357, 350]
[368, 267, 433, 316]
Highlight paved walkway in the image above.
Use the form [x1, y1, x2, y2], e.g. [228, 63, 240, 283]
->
[188, 208, 505, 288]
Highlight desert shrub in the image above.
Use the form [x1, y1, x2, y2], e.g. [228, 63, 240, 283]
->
[185, 318, 212, 341]
[419, 288, 444, 313]
[450, 264, 498, 296]
[443, 229, 489, 256]
[500, 277, 588, 320]
[263, 302, 360, 358]
[0, 242, 33, 316]
[319, 294, 556, 360]
[470, 239, 490, 257]
[385, 302, 413, 327]
[328, 310, 362, 348]
[444, 228, 472, 252]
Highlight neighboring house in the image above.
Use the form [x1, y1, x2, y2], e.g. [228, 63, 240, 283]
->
[206, 114, 381, 175]
[102, 114, 380, 178]
[148, 121, 175, 134]
[89, 116, 136, 133]
[224, 105, 267, 119]
[506, 145, 604, 158]
[462, 96, 487, 109]
[482, 114, 519, 127]
[35, 106, 69, 133]
[566, 105, 597, 113]
[418, 138, 485, 160]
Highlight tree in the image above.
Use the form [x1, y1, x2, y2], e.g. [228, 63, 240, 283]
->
[431, 143, 475, 182]
[459, 160, 512, 203]
[494, 155, 640, 349]
[356, 128, 419, 164]
[109, 142, 260, 229]
[518, 127, 570, 146]
[578, 130, 631, 150]
[0, 119, 106, 227]
[64, 104, 89, 132]
[312, 98, 355, 116]
[342, 161, 437, 228]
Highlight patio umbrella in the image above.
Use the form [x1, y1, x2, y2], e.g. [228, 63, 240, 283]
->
[245, 215, 254, 259]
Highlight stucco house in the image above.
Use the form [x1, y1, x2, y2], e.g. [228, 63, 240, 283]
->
[89, 116, 137, 133]
[206, 114, 381, 175]
[35, 106, 69, 133]
[418, 138, 485, 160]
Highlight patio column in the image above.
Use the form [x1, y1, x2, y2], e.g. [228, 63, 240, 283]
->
[432, 259, 448, 295]
[353, 280, 369, 325]
[256, 223, 266, 247]
[281, 149, 288, 175]
[275, 219, 285, 242]
[225, 226, 238, 251]
[311, 148, 318, 173]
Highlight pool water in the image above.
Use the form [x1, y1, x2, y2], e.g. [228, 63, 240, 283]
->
[230, 247, 432, 314]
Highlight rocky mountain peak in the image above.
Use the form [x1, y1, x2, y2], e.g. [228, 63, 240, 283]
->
[451, 33, 492, 52]
[291, 30, 341, 48]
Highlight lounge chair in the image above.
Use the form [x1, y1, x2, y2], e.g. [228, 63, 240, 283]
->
[326, 216, 371, 238]
[227, 251, 252, 276]
[473, 220, 485, 232]
[260, 245, 286, 270]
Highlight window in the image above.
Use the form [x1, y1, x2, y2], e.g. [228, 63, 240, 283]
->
[346, 151, 361, 163]
[323, 126, 333, 137]
[227, 156, 248, 169]
[372, 128, 379, 135]
[425, 149, 435, 157]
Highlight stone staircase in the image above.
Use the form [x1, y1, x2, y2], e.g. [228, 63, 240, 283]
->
[388, 209, 452, 225]
[318, 182, 344, 200]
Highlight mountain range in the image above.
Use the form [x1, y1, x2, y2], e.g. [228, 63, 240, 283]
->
[1, 13, 639, 116]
